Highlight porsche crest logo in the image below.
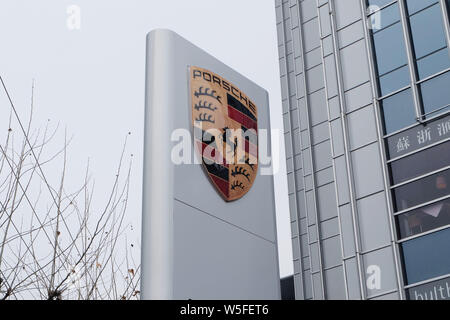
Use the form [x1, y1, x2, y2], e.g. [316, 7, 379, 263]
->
[190, 67, 258, 202]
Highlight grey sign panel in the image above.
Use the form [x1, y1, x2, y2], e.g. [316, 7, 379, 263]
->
[141, 29, 280, 300]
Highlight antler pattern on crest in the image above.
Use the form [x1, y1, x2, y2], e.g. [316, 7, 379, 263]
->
[195, 101, 218, 112]
[239, 156, 256, 172]
[231, 166, 250, 182]
[194, 86, 222, 104]
[195, 113, 215, 124]
[231, 181, 245, 191]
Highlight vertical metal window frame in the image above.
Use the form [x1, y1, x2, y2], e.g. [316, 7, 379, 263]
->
[439, 0, 450, 52]
[328, 0, 368, 300]
[369, 0, 410, 103]
[361, 0, 408, 300]
[397, 0, 424, 121]
[277, 1, 307, 300]
[373, 0, 450, 129]
[315, 0, 353, 300]
[290, 1, 326, 300]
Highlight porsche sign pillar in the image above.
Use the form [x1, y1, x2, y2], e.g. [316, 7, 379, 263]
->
[141, 29, 280, 300]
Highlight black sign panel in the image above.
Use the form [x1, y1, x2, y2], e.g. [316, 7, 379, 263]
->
[406, 276, 450, 300]
[386, 114, 450, 159]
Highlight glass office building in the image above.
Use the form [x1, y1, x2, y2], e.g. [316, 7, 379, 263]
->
[275, 0, 450, 299]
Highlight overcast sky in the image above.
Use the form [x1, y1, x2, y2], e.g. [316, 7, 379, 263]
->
[0, 0, 293, 277]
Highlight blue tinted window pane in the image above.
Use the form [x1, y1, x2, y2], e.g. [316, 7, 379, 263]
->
[381, 89, 416, 134]
[373, 22, 408, 75]
[406, 0, 439, 15]
[409, 3, 448, 60]
[421, 71, 450, 116]
[379, 65, 410, 95]
[371, 3, 401, 31]
[417, 47, 450, 79]
[368, 0, 396, 8]
[393, 169, 450, 212]
[402, 228, 450, 284]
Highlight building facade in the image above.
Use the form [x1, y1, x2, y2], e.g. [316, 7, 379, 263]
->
[275, 0, 450, 300]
